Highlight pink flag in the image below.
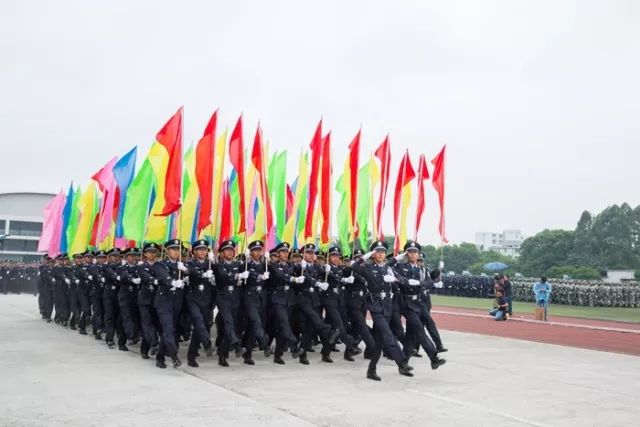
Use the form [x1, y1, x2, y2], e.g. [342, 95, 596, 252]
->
[38, 191, 65, 253]
[92, 158, 118, 245]
[48, 192, 67, 258]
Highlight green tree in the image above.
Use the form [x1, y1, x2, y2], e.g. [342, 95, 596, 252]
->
[519, 229, 575, 276]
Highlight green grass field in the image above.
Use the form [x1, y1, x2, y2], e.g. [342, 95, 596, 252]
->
[431, 295, 640, 323]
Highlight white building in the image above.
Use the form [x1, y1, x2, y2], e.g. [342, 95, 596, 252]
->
[475, 229, 524, 257]
[604, 270, 635, 284]
[0, 192, 55, 262]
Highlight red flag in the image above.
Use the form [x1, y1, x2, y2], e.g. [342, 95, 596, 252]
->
[393, 151, 415, 253]
[157, 107, 183, 216]
[320, 132, 332, 244]
[219, 180, 232, 243]
[304, 120, 323, 238]
[229, 116, 246, 234]
[414, 154, 430, 240]
[286, 184, 294, 219]
[250, 125, 273, 237]
[374, 136, 391, 240]
[348, 130, 360, 228]
[431, 145, 448, 244]
[195, 110, 217, 234]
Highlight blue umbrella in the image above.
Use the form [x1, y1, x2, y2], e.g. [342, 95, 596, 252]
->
[483, 262, 508, 271]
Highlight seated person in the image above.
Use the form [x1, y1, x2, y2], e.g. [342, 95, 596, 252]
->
[489, 289, 508, 321]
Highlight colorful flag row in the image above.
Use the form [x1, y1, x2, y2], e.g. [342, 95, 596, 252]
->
[39, 108, 447, 257]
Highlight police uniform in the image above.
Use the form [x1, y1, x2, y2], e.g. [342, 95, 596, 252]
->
[67, 253, 85, 331]
[390, 241, 441, 365]
[324, 246, 358, 362]
[351, 241, 412, 381]
[212, 239, 243, 366]
[344, 250, 376, 352]
[117, 248, 142, 344]
[51, 254, 71, 325]
[266, 242, 302, 364]
[73, 252, 94, 335]
[136, 243, 161, 359]
[185, 239, 215, 367]
[101, 249, 127, 350]
[89, 251, 107, 339]
[239, 240, 271, 364]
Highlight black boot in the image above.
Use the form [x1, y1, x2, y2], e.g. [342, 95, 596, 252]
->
[244, 357, 255, 366]
[411, 349, 422, 358]
[156, 359, 166, 369]
[118, 344, 129, 352]
[204, 341, 214, 358]
[290, 342, 302, 359]
[141, 352, 150, 360]
[234, 343, 243, 358]
[398, 361, 414, 377]
[436, 347, 448, 353]
[274, 356, 285, 365]
[172, 356, 182, 368]
[299, 355, 310, 365]
[79, 329, 87, 335]
[344, 348, 355, 362]
[188, 359, 199, 368]
[263, 345, 273, 358]
[322, 355, 334, 363]
[218, 357, 229, 367]
[107, 341, 115, 349]
[431, 357, 446, 370]
[94, 333, 102, 341]
[150, 345, 158, 356]
[367, 370, 382, 381]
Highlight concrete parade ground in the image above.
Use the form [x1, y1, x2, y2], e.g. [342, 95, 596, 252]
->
[1, 294, 639, 427]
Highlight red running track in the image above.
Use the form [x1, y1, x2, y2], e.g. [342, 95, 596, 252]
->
[431, 306, 640, 357]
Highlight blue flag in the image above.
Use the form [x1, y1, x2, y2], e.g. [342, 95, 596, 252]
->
[113, 147, 137, 238]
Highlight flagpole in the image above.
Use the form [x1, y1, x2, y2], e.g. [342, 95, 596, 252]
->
[369, 151, 375, 250]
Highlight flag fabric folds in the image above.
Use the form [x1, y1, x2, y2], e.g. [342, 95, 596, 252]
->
[431, 145, 448, 244]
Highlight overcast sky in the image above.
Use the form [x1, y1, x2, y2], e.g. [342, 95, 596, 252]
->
[2, 0, 639, 244]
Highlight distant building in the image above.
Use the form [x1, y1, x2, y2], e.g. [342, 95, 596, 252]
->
[604, 270, 635, 284]
[0, 192, 55, 262]
[475, 229, 523, 257]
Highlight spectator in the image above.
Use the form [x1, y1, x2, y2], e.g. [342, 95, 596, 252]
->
[502, 275, 513, 316]
[489, 289, 508, 321]
[533, 276, 552, 321]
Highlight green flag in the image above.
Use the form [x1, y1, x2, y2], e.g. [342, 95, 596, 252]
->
[274, 151, 287, 240]
[122, 159, 154, 244]
[335, 173, 351, 256]
[356, 163, 371, 250]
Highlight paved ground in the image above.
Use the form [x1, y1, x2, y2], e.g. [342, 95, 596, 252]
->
[430, 306, 640, 356]
[1, 294, 639, 427]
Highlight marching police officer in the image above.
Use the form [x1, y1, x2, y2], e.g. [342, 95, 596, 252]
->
[352, 241, 413, 381]
[102, 248, 127, 351]
[136, 243, 161, 360]
[185, 239, 215, 367]
[390, 241, 446, 369]
[344, 250, 375, 356]
[89, 251, 107, 340]
[118, 248, 142, 345]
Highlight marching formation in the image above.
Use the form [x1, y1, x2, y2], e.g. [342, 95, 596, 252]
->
[37, 238, 447, 380]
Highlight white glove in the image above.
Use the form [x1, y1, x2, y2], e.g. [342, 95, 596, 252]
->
[201, 270, 214, 279]
[395, 252, 407, 262]
[116, 275, 121, 282]
[121, 260, 126, 266]
[316, 282, 329, 291]
[171, 279, 185, 289]
[383, 275, 396, 283]
[438, 261, 445, 270]
[64, 278, 71, 285]
[238, 271, 250, 280]
[408, 279, 421, 286]
[362, 251, 374, 260]
[295, 276, 306, 284]
[132, 278, 141, 285]
[52, 278, 56, 283]
[300, 260, 308, 269]
[434, 281, 443, 289]
[100, 277, 105, 283]
[341, 276, 355, 284]
[207, 251, 215, 262]
[177, 262, 188, 272]
[137, 261, 143, 265]
[153, 279, 158, 285]
[260, 272, 270, 280]
[88, 275, 93, 281]
[324, 264, 331, 273]
[74, 279, 80, 284]
[244, 248, 250, 258]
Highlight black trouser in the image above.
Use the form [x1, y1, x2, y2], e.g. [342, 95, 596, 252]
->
[241, 292, 267, 359]
[156, 303, 178, 361]
[270, 303, 297, 357]
[68, 285, 79, 328]
[324, 304, 355, 350]
[43, 286, 54, 320]
[420, 307, 444, 350]
[103, 289, 124, 344]
[368, 308, 406, 372]
[77, 286, 92, 331]
[118, 289, 139, 341]
[37, 281, 46, 316]
[403, 308, 437, 362]
[91, 286, 104, 334]
[347, 305, 375, 350]
[389, 304, 405, 342]
[216, 294, 240, 358]
[54, 284, 69, 322]
[298, 302, 332, 357]
[139, 303, 159, 354]
[186, 297, 212, 361]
